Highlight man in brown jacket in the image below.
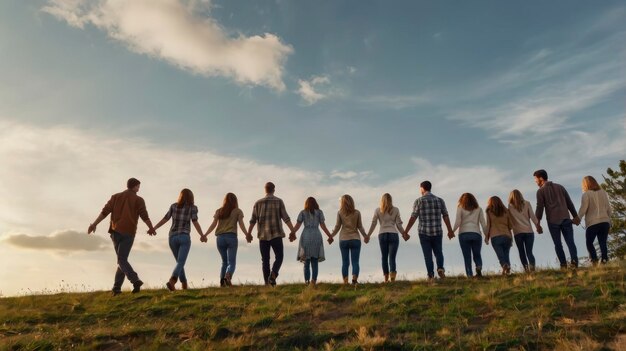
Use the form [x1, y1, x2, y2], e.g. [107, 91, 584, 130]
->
[88, 178, 156, 295]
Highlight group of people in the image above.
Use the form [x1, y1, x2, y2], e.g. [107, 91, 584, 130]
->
[87, 169, 613, 295]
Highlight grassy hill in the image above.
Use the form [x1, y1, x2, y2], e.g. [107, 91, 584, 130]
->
[1, 263, 625, 350]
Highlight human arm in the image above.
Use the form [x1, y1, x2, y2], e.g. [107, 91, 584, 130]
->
[535, 189, 544, 223]
[562, 186, 579, 222]
[576, 192, 588, 226]
[443, 215, 455, 240]
[484, 213, 491, 244]
[357, 212, 369, 243]
[478, 209, 488, 236]
[403, 216, 416, 241]
[366, 210, 378, 237]
[451, 208, 462, 234]
[330, 212, 342, 238]
[204, 218, 219, 241]
[526, 202, 542, 233]
[88, 213, 108, 234]
[88, 196, 115, 234]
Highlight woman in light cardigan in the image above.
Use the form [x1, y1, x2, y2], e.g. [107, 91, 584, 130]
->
[577, 176, 612, 265]
[330, 194, 368, 285]
[452, 193, 487, 278]
[366, 193, 405, 282]
[508, 190, 543, 273]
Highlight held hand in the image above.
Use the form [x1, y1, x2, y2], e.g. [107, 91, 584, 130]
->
[537, 225, 543, 234]
[147, 228, 157, 236]
[447, 231, 455, 240]
[484, 238, 490, 245]
[403, 234, 410, 241]
[87, 223, 96, 234]
[289, 233, 297, 242]
[327, 237, 334, 245]
[572, 217, 581, 226]
[363, 236, 370, 244]
[246, 234, 253, 243]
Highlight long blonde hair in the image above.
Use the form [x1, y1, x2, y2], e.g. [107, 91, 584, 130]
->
[340, 194, 356, 216]
[380, 193, 393, 214]
[582, 176, 601, 192]
[508, 189, 525, 212]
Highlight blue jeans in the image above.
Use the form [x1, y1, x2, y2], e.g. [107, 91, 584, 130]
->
[169, 233, 191, 283]
[547, 219, 578, 267]
[514, 233, 535, 269]
[459, 232, 482, 277]
[216, 233, 238, 279]
[304, 257, 319, 281]
[339, 239, 361, 277]
[110, 231, 139, 290]
[491, 236, 511, 268]
[379, 233, 400, 274]
[586, 222, 610, 263]
[419, 234, 444, 278]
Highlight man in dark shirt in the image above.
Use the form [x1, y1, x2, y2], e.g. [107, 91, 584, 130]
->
[88, 178, 156, 295]
[534, 169, 580, 269]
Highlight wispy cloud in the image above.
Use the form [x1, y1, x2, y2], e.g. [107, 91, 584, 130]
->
[358, 93, 432, 110]
[4, 230, 108, 252]
[42, 0, 293, 91]
[296, 75, 331, 105]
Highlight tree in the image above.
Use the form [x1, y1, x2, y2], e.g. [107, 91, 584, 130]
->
[602, 160, 626, 259]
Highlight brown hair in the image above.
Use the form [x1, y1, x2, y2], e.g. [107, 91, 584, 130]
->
[508, 189, 525, 212]
[127, 178, 141, 189]
[304, 197, 320, 214]
[380, 193, 393, 214]
[457, 193, 479, 211]
[217, 193, 238, 219]
[581, 176, 601, 192]
[340, 194, 356, 216]
[486, 196, 507, 217]
[265, 182, 275, 194]
[177, 188, 194, 208]
[533, 169, 548, 180]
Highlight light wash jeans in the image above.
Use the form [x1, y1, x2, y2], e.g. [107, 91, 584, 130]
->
[169, 233, 191, 283]
[216, 233, 238, 279]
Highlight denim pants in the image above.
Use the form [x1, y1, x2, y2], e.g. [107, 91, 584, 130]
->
[586, 222, 610, 263]
[339, 239, 361, 277]
[514, 233, 535, 269]
[419, 234, 444, 278]
[491, 235, 512, 268]
[110, 231, 139, 290]
[169, 233, 191, 283]
[304, 257, 319, 281]
[379, 233, 400, 274]
[216, 233, 238, 279]
[259, 237, 284, 284]
[547, 219, 578, 267]
[458, 232, 482, 277]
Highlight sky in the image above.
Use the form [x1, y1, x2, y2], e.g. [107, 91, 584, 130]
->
[0, 0, 624, 296]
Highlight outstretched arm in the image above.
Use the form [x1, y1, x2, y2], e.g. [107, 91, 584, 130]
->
[192, 220, 203, 238]
[87, 213, 108, 234]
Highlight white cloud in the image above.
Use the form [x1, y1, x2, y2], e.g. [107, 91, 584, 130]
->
[42, 0, 293, 91]
[4, 230, 108, 252]
[296, 75, 331, 105]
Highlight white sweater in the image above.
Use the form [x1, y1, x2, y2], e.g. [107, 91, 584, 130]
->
[578, 189, 612, 227]
[452, 207, 487, 235]
[367, 207, 404, 235]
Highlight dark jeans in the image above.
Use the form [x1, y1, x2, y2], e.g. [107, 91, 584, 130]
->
[379, 233, 400, 274]
[339, 239, 362, 277]
[547, 219, 578, 267]
[459, 232, 482, 277]
[514, 233, 535, 269]
[304, 257, 319, 281]
[419, 234, 444, 278]
[586, 222, 610, 263]
[491, 236, 511, 268]
[259, 237, 284, 284]
[110, 231, 139, 291]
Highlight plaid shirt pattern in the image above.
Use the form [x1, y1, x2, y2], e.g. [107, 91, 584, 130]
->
[163, 204, 198, 235]
[411, 193, 448, 236]
[250, 195, 291, 241]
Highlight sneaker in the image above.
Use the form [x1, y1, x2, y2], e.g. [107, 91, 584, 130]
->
[437, 268, 446, 279]
[132, 280, 144, 294]
[268, 272, 277, 287]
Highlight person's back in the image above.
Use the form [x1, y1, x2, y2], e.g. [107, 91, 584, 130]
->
[251, 194, 289, 240]
[414, 193, 446, 236]
[334, 210, 365, 240]
[373, 207, 402, 234]
[536, 181, 577, 225]
[103, 189, 149, 235]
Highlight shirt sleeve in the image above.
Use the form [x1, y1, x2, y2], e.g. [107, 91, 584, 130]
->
[249, 202, 259, 224]
[163, 205, 173, 221]
[478, 209, 488, 235]
[411, 199, 420, 218]
[237, 208, 244, 220]
[100, 195, 115, 217]
[527, 201, 539, 226]
[279, 199, 291, 222]
[440, 198, 449, 217]
[452, 208, 462, 233]
[191, 206, 198, 222]
[395, 208, 403, 226]
[562, 186, 578, 218]
[137, 197, 150, 222]
[319, 210, 325, 224]
[577, 192, 588, 221]
[330, 212, 342, 237]
[297, 210, 304, 224]
[535, 189, 544, 221]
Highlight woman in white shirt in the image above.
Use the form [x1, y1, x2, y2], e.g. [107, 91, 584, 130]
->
[451, 193, 487, 277]
[577, 176, 612, 265]
[366, 193, 405, 282]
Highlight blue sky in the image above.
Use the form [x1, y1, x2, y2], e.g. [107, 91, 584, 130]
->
[0, 0, 624, 295]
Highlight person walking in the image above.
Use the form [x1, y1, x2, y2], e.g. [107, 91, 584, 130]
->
[153, 189, 204, 291]
[508, 189, 542, 273]
[202, 193, 248, 286]
[290, 197, 333, 287]
[248, 182, 295, 286]
[534, 169, 580, 269]
[577, 176, 612, 265]
[404, 181, 455, 280]
[366, 193, 405, 282]
[329, 194, 368, 285]
[485, 196, 513, 275]
[87, 178, 156, 296]
[451, 193, 487, 278]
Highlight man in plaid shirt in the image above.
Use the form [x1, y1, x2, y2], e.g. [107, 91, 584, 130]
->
[404, 181, 455, 280]
[248, 182, 295, 286]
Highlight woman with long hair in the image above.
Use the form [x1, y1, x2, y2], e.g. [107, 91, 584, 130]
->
[508, 189, 542, 272]
[290, 197, 333, 286]
[366, 193, 405, 282]
[577, 176, 612, 265]
[203, 193, 248, 286]
[153, 188, 203, 291]
[485, 196, 513, 275]
[330, 194, 368, 284]
[451, 193, 487, 278]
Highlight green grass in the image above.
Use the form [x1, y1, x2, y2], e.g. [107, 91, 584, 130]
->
[1, 263, 625, 350]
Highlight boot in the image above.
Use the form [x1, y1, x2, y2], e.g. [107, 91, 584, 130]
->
[384, 274, 389, 283]
[181, 282, 188, 290]
[390, 272, 397, 282]
[224, 272, 233, 287]
[352, 274, 358, 285]
[166, 277, 177, 291]
[343, 276, 349, 285]
[475, 266, 482, 277]
[311, 279, 317, 288]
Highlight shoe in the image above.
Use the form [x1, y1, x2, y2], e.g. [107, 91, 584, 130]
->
[305, 280, 310, 286]
[384, 274, 389, 283]
[220, 278, 226, 287]
[181, 282, 188, 290]
[390, 272, 397, 282]
[132, 280, 144, 294]
[352, 275, 358, 285]
[570, 261, 579, 269]
[475, 267, 482, 278]
[166, 277, 177, 291]
[268, 272, 277, 287]
[502, 265, 511, 276]
[437, 268, 446, 279]
[224, 272, 232, 287]
[343, 276, 349, 285]
[311, 280, 317, 288]
[529, 265, 536, 272]
[111, 289, 122, 296]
